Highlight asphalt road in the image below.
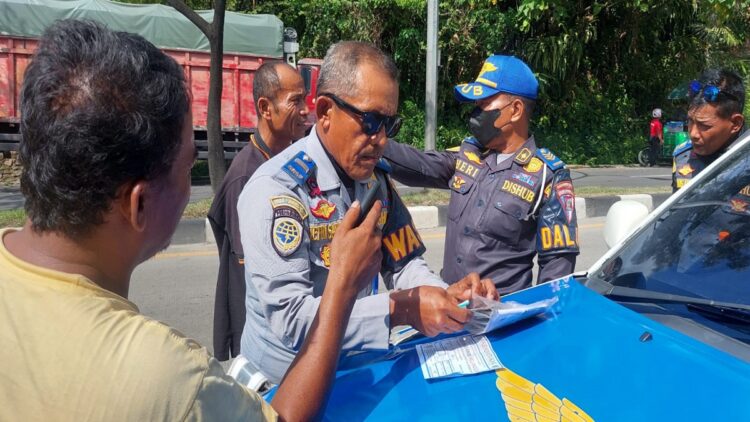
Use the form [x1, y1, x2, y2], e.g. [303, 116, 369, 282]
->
[129, 216, 608, 357]
[569, 166, 672, 188]
[0, 166, 672, 211]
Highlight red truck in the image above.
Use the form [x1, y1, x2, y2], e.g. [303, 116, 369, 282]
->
[0, 0, 320, 159]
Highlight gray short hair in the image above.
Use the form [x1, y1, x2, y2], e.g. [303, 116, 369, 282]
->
[317, 41, 399, 98]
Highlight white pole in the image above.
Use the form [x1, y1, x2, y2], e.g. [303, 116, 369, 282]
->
[425, 0, 438, 151]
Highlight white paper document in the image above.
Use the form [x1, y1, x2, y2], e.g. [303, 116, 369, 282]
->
[416, 335, 503, 380]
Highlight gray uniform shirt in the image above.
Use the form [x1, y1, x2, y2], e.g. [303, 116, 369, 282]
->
[238, 127, 446, 383]
[384, 136, 579, 295]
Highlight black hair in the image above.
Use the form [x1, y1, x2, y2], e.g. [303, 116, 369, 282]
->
[689, 68, 746, 118]
[253, 62, 287, 112]
[19, 19, 190, 238]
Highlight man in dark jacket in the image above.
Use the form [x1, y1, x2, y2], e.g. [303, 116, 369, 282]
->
[209, 62, 310, 360]
[384, 55, 579, 295]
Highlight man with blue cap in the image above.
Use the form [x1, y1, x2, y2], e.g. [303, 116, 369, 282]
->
[384, 55, 579, 294]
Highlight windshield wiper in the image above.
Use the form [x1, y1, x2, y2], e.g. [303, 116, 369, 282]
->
[587, 278, 750, 312]
[670, 201, 731, 210]
[686, 303, 750, 326]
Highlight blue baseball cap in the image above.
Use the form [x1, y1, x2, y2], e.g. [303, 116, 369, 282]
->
[454, 55, 538, 102]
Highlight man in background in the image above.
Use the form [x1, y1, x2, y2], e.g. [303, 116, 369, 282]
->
[648, 108, 664, 167]
[209, 62, 309, 361]
[672, 69, 746, 191]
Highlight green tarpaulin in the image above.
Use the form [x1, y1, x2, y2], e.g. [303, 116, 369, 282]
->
[0, 0, 283, 58]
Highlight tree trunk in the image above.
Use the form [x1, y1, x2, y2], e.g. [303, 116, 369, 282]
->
[206, 23, 226, 192]
[167, 0, 227, 192]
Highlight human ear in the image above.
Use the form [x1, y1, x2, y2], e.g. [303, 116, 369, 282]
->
[509, 98, 524, 123]
[316, 96, 334, 131]
[729, 113, 745, 134]
[117, 181, 148, 233]
[257, 97, 275, 121]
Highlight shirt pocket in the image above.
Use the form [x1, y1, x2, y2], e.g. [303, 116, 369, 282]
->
[479, 190, 533, 246]
[448, 174, 475, 221]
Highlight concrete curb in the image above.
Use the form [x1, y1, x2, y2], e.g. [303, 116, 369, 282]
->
[171, 192, 673, 245]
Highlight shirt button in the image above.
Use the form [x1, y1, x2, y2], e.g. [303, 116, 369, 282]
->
[463, 226, 471, 234]
[489, 174, 496, 179]
[457, 257, 462, 264]
[477, 199, 484, 207]
[515, 210, 522, 218]
[495, 202, 502, 208]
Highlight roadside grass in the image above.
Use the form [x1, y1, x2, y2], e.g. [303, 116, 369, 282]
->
[182, 198, 213, 219]
[0, 209, 25, 228]
[400, 189, 451, 206]
[398, 185, 672, 206]
[575, 185, 672, 196]
[0, 199, 215, 228]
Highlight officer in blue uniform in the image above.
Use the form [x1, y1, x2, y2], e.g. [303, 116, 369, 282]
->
[237, 41, 497, 385]
[672, 69, 746, 192]
[384, 55, 579, 294]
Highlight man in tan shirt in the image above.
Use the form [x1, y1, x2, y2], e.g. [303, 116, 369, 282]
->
[0, 19, 384, 421]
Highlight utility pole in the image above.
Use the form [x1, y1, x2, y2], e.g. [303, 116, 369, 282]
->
[425, 0, 438, 151]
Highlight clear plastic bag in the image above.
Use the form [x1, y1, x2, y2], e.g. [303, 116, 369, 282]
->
[464, 295, 559, 335]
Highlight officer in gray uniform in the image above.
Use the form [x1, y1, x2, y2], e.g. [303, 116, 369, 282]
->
[384, 55, 579, 295]
[672, 69, 746, 192]
[238, 41, 495, 384]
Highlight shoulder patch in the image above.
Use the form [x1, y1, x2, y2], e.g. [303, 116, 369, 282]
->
[375, 158, 392, 173]
[535, 148, 565, 170]
[673, 140, 693, 157]
[270, 195, 307, 257]
[514, 147, 533, 165]
[281, 151, 317, 187]
[463, 150, 483, 165]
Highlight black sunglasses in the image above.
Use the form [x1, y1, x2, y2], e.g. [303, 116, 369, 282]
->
[689, 80, 739, 103]
[321, 93, 402, 138]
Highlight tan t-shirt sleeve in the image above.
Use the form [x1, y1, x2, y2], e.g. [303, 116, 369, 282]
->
[185, 357, 277, 422]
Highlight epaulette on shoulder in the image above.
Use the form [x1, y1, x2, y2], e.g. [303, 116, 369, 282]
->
[673, 140, 693, 157]
[535, 148, 565, 170]
[281, 150, 317, 187]
[375, 158, 392, 173]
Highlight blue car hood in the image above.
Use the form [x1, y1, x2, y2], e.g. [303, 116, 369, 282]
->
[320, 277, 750, 420]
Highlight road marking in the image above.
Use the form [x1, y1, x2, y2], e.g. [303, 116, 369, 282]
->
[155, 223, 607, 259]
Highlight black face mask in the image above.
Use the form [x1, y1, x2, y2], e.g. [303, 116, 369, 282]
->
[468, 104, 512, 147]
[468, 107, 500, 147]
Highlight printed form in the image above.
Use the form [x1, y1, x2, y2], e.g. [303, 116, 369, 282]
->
[416, 335, 503, 380]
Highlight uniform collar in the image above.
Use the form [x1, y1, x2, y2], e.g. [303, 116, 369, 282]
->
[304, 126, 342, 191]
[486, 135, 538, 173]
[250, 130, 272, 160]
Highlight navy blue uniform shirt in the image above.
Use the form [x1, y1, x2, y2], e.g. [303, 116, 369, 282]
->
[384, 136, 579, 294]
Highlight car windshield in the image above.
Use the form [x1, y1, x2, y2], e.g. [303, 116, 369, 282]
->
[592, 134, 750, 306]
